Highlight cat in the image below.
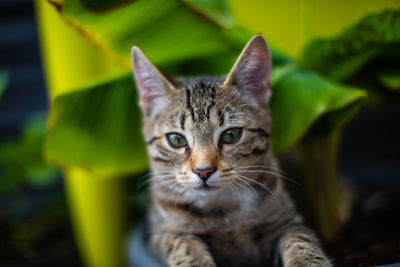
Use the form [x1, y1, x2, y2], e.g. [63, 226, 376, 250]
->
[131, 35, 332, 267]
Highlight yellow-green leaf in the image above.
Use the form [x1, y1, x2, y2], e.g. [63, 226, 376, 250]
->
[270, 65, 366, 154]
[46, 74, 148, 177]
[49, 0, 240, 69]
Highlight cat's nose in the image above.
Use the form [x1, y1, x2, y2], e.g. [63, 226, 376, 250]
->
[192, 166, 217, 182]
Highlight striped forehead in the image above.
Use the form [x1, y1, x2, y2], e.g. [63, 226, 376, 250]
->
[184, 81, 218, 123]
[163, 79, 247, 132]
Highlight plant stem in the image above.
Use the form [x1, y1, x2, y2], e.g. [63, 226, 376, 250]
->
[297, 132, 342, 241]
[64, 168, 128, 267]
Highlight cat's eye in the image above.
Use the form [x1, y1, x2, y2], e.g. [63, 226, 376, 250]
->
[166, 133, 188, 148]
[220, 128, 242, 145]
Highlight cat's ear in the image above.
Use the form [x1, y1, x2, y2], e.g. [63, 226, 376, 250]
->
[223, 35, 271, 106]
[132, 46, 175, 115]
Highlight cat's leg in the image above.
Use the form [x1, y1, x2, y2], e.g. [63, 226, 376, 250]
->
[278, 224, 332, 267]
[150, 232, 216, 267]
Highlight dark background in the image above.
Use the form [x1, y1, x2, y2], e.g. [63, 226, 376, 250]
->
[0, 1, 81, 266]
[0, 0, 47, 137]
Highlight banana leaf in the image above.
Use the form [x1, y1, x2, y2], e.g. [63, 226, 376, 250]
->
[300, 9, 400, 82]
[45, 0, 365, 176]
[47, 0, 290, 73]
[270, 65, 366, 154]
[47, 0, 243, 69]
[45, 74, 148, 177]
[180, 0, 235, 28]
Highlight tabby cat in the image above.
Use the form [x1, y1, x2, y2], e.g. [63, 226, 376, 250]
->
[132, 35, 331, 267]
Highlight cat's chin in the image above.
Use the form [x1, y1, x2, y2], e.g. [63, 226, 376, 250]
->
[196, 184, 218, 191]
[188, 183, 222, 194]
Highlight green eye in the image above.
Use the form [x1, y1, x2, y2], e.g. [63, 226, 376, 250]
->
[220, 128, 242, 144]
[166, 133, 188, 148]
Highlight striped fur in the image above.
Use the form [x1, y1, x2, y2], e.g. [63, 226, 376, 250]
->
[133, 35, 331, 267]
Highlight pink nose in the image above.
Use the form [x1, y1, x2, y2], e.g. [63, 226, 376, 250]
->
[192, 167, 217, 182]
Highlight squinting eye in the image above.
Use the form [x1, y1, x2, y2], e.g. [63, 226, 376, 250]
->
[166, 133, 188, 148]
[220, 128, 242, 145]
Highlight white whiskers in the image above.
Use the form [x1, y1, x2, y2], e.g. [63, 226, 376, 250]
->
[232, 173, 281, 207]
[235, 168, 299, 185]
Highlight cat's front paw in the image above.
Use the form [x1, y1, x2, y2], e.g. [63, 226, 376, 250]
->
[168, 254, 216, 267]
[284, 256, 332, 267]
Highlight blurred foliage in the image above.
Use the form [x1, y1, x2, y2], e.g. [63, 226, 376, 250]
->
[0, 114, 59, 193]
[300, 9, 400, 108]
[300, 9, 400, 81]
[379, 72, 400, 90]
[47, 0, 242, 70]
[45, 0, 367, 176]
[46, 75, 147, 177]
[270, 65, 366, 153]
[0, 70, 8, 100]
[0, 112, 71, 265]
[181, 0, 235, 28]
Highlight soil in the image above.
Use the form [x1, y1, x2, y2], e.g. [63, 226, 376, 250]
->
[325, 186, 400, 266]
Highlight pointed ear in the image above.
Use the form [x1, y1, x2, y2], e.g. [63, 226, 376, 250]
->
[223, 35, 271, 106]
[131, 46, 175, 115]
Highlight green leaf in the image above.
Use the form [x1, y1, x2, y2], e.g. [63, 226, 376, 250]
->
[24, 114, 60, 186]
[49, 0, 242, 69]
[270, 65, 366, 154]
[46, 0, 291, 79]
[0, 114, 58, 191]
[0, 70, 8, 100]
[300, 9, 400, 81]
[45, 74, 148, 177]
[379, 72, 400, 90]
[44, 0, 366, 173]
[180, 0, 235, 28]
[78, 0, 133, 12]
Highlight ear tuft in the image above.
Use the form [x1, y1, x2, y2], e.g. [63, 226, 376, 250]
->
[224, 35, 271, 106]
[131, 46, 175, 115]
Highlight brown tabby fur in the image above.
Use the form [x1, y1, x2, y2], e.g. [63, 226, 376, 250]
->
[132, 35, 332, 267]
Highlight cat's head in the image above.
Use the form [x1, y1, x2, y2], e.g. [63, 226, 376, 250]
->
[132, 35, 273, 195]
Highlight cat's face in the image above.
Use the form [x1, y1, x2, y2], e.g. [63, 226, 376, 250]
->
[132, 35, 272, 196]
